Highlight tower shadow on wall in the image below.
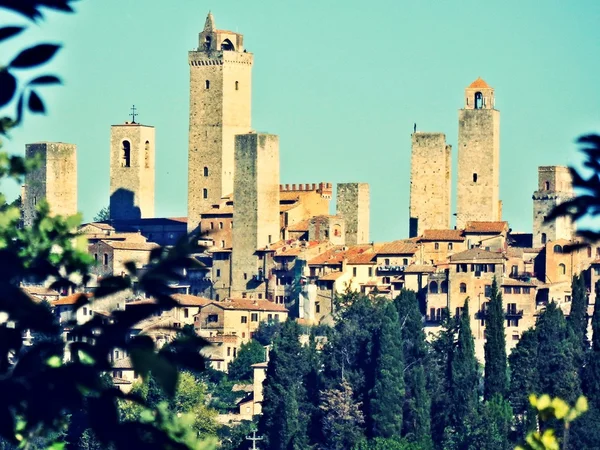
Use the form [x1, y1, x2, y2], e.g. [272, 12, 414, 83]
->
[110, 188, 141, 220]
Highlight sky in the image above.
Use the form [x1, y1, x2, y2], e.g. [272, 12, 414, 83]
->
[1, 0, 599, 241]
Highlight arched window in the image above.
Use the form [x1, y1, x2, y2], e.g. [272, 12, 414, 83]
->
[545, 181, 550, 190]
[144, 140, 150, 168]
[554, 245, 563, 253]
[204, 35, 211, 51]
[441, 280, 448, 294]
[429, 281, 438, 294]
[203, 188, 208, 199]
[559, 263, 566, 275]
[448, 243, 453, 250]
[474, 92, 483, 109]
[203, 166, 209, 177]
[460, 282, 467, 293]
[541, 233, 547, 244]
[205, 80, 210, 89]
[434, 243, 440, 250]
[473, 173, 478, 183]
[221, 39, 234, 51]
[122, 140, 131, 167]
[235, 81, 239, 90]
[219, 222, 223, 229]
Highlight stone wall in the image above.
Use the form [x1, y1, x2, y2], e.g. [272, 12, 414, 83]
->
[409, 132, 451, 237]
[23, 142, 77, 227]
[336, 183, 370, 245]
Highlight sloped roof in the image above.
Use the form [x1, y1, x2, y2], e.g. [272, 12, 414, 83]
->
[319, 271, 345, 281]
[287, 219, 310, 232]
[377, 241, 418, 255]
[22, 286, 60, 297]
[501, 278, 537, 287]
[53, 292, 92, 306]
[347, 252, 376, 265]
[102, 241, 160, 251]
[449, 248, 506, 262]
[172, 294, 212, 307]
[403, 265, 437, 274]
[468, 77, 491, 89]
[464, 221, 508, 234]
[420, 229, 465, 242]
[206, 299, 288, 313]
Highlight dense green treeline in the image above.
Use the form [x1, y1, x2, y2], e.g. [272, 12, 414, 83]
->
[255, 275, 600, 450]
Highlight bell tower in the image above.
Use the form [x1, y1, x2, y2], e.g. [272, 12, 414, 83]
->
[187, 12, 253, 232]
[456, 77, 501, 228]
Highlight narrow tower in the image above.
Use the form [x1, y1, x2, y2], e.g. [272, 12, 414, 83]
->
[109, 122, 155, 220]
[231, 133, 280, 297]
[187, 12, 253, 232]
[409, 132, 451, 237]
[532, 166, 575, 247]
[456, 78, 501, 229]
[336, 183, 370, 245]
[23, 142, 77, 227]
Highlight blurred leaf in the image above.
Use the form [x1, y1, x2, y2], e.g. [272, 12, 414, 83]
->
[0, 26, 25, 42]
[9, 43, 61, 68]
[27, 90, 44, 113]
[0, 70, 17, 107]
[28, 74, 61, 85]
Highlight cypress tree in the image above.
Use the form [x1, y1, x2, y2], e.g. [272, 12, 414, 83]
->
[450, 299, 479, 432]
[394, 289, 432, 448]
[259, 320, 309, 450]
[484, 277, 508, 401]
[368, 301, 405, 439]
[583, 281, 600, 403]
[569, 274, 589, 351]
[536, 302, 581, 404]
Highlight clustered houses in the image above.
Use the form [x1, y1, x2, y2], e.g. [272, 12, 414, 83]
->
[18, 10, 596, 398]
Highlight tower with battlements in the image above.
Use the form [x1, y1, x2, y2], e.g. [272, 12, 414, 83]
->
[409, 132, 451, 237]
[109, 122, 155, 220]
[23, 142, 77, 227]
[187, 12, 253, 232]
[532, 166, 575, 247]
[456, 78, 501, 229]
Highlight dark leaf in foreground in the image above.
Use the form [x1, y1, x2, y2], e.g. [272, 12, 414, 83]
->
[10, 43, 61, 69]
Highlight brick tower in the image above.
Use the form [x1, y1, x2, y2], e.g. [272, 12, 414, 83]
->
[532, 166, 575, 247]
[409, 132, 451, 237]
[231, 133, 280, 297]
[109, 122, 155, 220]
[456, 77, 501, 229]
[23, 142, 77, 227]
[187, 12, 253, 232]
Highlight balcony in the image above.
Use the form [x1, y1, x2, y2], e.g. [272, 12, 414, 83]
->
[272, 262, 291, 272]
[505, 308, 524, 318]
[377, 265, 405, 273]
[509, 271, 535, 282]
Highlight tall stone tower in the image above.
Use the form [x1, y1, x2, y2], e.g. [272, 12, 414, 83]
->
[109, 122, 155, 220]
[532, 166, 575, 247]
[336, 183, 370, 245]
[409, 132, 451, 237]
[231, 133, 280, 296]
[188, 12, 253, 232]
[23, 142, 77, 227]
[456, 77, 501, 229]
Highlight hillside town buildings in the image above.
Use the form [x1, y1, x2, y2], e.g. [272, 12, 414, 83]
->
[20, 13, 590, 376]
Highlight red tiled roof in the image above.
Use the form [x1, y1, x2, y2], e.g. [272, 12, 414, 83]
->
[208, 299, 288, 313]
[22, 286, 60, 297]
[53, 293, 92, 306]
[468, 77, 491, 89]
[287, 219, 310, 232]
[449, 248, 506, 262]
[403, 265, 436, 273]
[420, 229, 465, 242]
[102, 241, 160, 251]
[277, 241, 321, 256]
[377, 241, 418, 255]
[464, 221, 508, 234]
[172, 294, 212, 307]
[347, 252, 376, 265]
[319, 271, 344, 281]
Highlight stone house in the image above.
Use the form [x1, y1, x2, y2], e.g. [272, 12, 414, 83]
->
[88, 240, 160, 279]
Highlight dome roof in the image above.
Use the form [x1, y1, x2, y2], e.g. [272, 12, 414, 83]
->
[468, 77, 491, 89]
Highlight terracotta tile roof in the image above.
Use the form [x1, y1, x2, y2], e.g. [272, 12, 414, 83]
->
[84, 222, 115, 231]
[347, 252, 376, 265]
[506, 247, 524, 258]
[280, 203, 299, 212]
[449, 248, 506, 262]
[22, 286, 60, 297]
[501, 278, 537, 287]
[468, 77, 491, 89]
[53, 293, 92, 306]
[172, 294, 212, 307]
[319, 271, 345, 281]
[464, 221, 508, 234]
[522, 247, 543, 253]
[403, 265, 437, 273]
[377, 241, 419, 255]
[277, 241, 321, 256]
[420, 229, 465, 242]
[208, 299, 288, 313]
[288, 219, 310, 232]
[102, 241, 160, 251]
[113, 357, 134, 369]
[112, 377, 132, 385]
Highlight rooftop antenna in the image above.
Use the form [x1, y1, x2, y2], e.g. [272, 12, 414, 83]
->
[245, 430, 264, 450]
[129, 105, 138, 124]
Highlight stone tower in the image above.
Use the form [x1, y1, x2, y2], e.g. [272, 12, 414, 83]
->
[187, 12, 253, 232]
[532, 166, 575, 247]
[456, 77, 501, 229]
[109, 122, 155, 220]
[336, 183, 370, 245]
[409, 132, 451, 237]
[231, 133, 280, 296]
[23, 142, 77, 227]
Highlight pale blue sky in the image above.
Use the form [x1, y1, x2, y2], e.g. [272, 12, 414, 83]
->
[1, 0, 599, 241]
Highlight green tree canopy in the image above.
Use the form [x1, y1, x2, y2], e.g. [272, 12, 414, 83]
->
[484, 277, 508, 401]
[227, 339, 266, 382]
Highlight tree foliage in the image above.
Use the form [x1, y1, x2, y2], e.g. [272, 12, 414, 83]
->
[227, 339, 265, 382]
[484, 278, 508, 401]
[320, 380, 364, 450]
